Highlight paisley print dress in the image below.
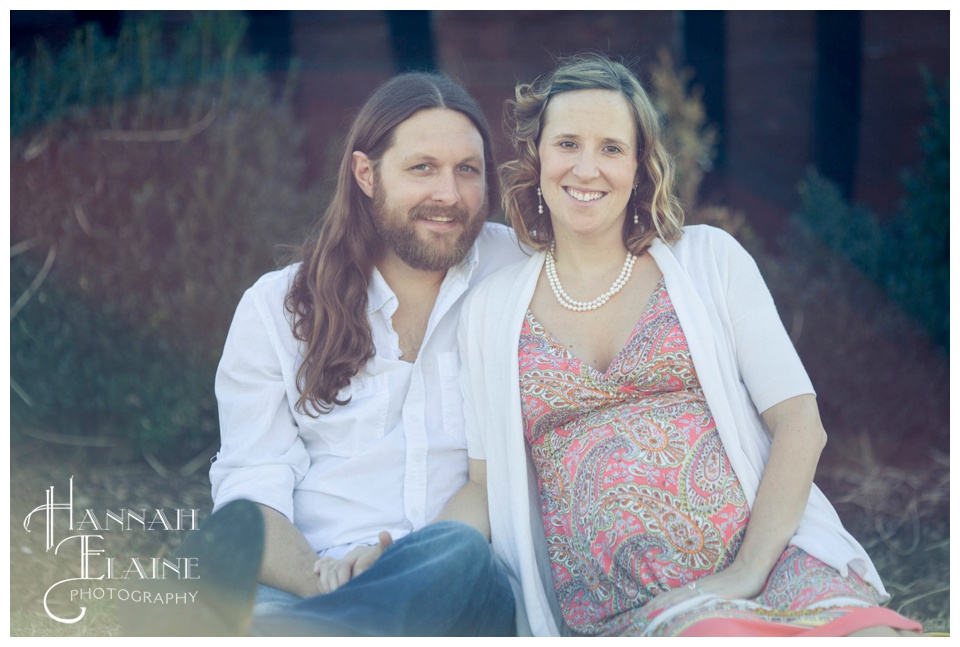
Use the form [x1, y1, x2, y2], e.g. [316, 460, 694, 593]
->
[519, 279, 914, 636]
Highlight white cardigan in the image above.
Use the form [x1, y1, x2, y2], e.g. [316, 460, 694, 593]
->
[458, 225, 886, 636]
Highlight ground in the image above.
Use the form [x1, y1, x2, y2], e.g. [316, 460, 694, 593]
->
[8, 227, 950, 636]
[816, 457, 949, 633]
[8, 427, 949, 636]
[10, 438, 214, 636]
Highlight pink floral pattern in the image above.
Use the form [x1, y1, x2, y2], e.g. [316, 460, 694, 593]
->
[519, 279, 889, 636]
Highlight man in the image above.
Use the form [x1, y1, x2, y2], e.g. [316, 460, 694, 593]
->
[207, 72, 526, 635]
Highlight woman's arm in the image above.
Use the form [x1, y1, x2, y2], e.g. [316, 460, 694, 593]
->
[726, 394, 827, 585]
[433, 458, 491, 541]
[642, 394, 826, 610]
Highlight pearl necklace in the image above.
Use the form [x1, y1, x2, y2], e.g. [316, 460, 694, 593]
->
[545, 241, 637, 312]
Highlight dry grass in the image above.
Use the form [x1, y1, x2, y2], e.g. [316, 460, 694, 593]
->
[8, 224, 949, 636]
[9, 439, 212, 637]
[10, 436, 948, 636]
[766, 223, 950, 635]
[817, 442, 950, 633]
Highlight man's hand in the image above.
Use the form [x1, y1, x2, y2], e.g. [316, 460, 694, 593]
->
[313, 531, 394, 594]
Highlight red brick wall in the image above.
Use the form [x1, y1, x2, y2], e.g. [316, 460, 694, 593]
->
[433, 10, 678, 160]
[856, 10, 949, 214]
[285, 10, 947, 231]
[723, 12, 817, 232]
[289, 11, 395, 187]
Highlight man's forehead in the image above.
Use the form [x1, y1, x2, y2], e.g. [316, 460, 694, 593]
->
[389, 108, 484, 154]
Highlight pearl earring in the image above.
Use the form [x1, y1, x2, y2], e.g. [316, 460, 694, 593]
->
[537, 186, 544, 216]
[632, 184, 639, 225]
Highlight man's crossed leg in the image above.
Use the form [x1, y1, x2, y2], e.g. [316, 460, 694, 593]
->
[123, 500, 516, 636]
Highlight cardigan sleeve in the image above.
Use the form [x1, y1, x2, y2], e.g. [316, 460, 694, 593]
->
[720, 233, 815, 413]
[459, 288, 488, 461]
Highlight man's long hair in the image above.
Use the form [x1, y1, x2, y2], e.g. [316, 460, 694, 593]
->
[285, 73, 497, 416]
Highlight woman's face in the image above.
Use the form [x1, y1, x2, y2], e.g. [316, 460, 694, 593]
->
[537, 89, 639, 244]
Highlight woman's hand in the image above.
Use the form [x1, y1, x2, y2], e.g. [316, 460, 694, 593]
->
[639, 560, 770, 616]
[313, 531, 394, 594]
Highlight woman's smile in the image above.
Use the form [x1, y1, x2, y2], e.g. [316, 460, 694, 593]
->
[537, 89, 639, 240]
[564, 187, 606, 203]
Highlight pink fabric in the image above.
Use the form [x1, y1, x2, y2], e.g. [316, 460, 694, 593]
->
[518, 281, 916, 636]
[678, 606, 921, 637]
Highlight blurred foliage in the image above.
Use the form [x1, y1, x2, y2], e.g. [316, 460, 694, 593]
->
[794, 71, 948, 350]
[12, 12, 272, 135]
[649, 49, 760, 252]
[10, 12, 321, 462]
[649, 48, 717, 211]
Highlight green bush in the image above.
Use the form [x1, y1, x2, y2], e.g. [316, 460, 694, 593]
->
[793, 72, 948, 350]
[10, 12, 321, 462]
[889, 70, 949, 349]
[795, 170, 886, 277]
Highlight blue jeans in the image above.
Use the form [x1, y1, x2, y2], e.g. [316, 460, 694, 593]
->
[250, 521, 516, 636]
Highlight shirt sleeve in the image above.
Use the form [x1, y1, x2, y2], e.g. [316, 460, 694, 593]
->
[721, 234, 815, 413]
[209, 288, 309, 521]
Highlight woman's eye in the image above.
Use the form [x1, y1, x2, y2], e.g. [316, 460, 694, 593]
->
[411, 164, 431, 171]
[458, 165, 480, 174]
[559, 140, 577, 149]
[603, 145, 624, 154]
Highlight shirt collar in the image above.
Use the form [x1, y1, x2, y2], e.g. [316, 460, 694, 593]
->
[366, 242, 481, 315]
[367, 266, 396, 315]
[454, 240, 481, 283]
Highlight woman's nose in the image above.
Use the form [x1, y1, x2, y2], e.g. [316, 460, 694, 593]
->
[573, 150, 600, 180]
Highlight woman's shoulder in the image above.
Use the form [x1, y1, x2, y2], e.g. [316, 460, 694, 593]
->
[673, 224, 740, 249]
[659, 225, 752, 266]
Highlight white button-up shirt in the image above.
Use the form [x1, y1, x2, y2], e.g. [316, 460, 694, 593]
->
[210, 223, 525, 558]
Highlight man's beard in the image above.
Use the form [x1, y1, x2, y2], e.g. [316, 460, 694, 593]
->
[371, 182, 487, 272]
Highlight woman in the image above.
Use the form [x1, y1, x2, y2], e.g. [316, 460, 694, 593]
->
[455, 54, 921, 636]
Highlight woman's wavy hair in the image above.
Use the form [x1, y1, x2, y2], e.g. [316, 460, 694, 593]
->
[285, 72, 498, 416]
[501, 53, 684, 253]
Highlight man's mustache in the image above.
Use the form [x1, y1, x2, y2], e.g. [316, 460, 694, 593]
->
[410, 205, 469, 223]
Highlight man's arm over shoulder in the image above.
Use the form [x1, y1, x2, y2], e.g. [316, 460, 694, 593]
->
[471, 222, 530, 282]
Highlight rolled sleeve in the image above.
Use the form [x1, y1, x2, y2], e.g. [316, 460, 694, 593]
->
[210, 289, 309, 521]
